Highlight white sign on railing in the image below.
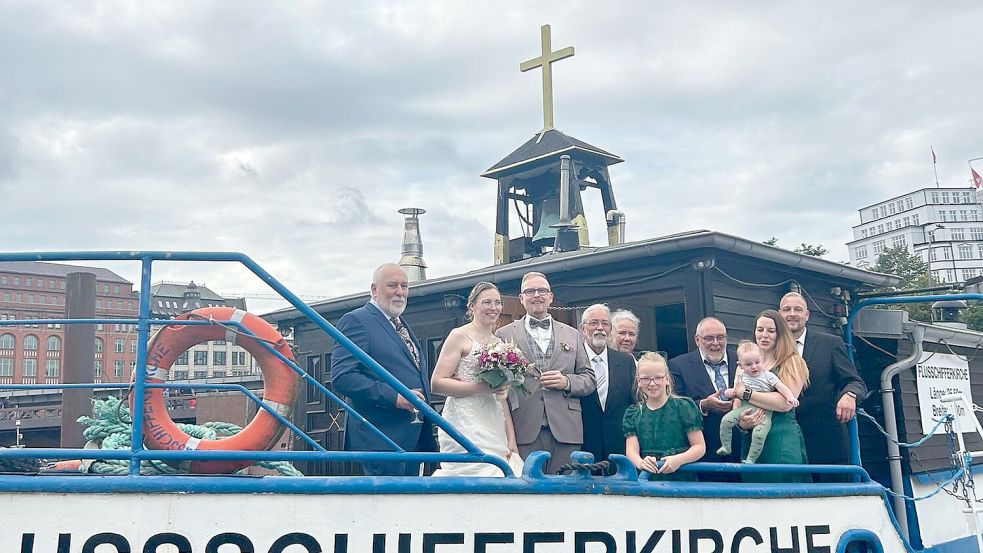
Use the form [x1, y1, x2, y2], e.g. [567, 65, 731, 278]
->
[916, 352, 974, 434]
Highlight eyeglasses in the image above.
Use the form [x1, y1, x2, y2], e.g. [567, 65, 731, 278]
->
[698, 334, 728, 343]
[636, 375, 667, 384]
[478, 299, 504, 307]
[521, 288, 552, 296]
[585, 319, 611, 328]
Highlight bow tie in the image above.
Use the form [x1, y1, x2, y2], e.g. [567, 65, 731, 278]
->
[529, 317, 551, 330]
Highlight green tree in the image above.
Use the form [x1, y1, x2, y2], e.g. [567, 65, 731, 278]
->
[961, 304, 983, 332]
[871, 245, 936, 322]
[794, 243, 829, 257]
[762, 238, 828, 258]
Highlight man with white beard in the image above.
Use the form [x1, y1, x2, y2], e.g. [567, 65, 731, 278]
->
[579, 304, 637, 469]
[330, 263, 435, 476]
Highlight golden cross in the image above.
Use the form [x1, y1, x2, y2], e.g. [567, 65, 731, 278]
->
[520, 24, 574, 132]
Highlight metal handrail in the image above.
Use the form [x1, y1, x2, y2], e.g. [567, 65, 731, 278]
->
[0, 251, 510, 476]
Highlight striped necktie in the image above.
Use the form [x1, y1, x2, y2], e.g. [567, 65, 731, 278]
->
[390, 317, 420, 368]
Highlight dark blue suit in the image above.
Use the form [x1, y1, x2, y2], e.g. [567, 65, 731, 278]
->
[330, 302, 435, 476]
[668, 347, 740, 464]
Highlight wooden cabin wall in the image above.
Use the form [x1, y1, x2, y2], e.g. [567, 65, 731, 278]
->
[706, 253, 850, 343]
[895, 339, 983, 474]
[852, 336, 900, 487]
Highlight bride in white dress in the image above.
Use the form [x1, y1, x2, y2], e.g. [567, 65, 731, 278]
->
[431, 282, 524, 477]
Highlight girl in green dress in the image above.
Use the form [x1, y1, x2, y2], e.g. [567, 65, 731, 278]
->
[624, 352, 706, 480]
[739, 310, 811, 483]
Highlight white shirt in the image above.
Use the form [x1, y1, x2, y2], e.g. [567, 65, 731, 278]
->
[702, 351, 730, 390]
[585, 342, 609, 410]
[525, 315, 553, 353]
[795, 327, 808, 356]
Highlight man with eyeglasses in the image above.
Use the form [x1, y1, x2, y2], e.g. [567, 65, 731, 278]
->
[778, 292, 866, 476]
[578, 304, 636, 472]
[668, 317, 740, 465]
[496, 271, 594, 474]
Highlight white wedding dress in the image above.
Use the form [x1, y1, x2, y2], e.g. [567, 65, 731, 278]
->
[431, 339, 525, 477]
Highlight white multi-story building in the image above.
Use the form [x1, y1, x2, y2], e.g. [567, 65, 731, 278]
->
[150, 281, 258, 379]
[848, 187, 983, 283]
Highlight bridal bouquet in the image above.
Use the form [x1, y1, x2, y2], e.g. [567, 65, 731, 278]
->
[476, 340, 533, 395]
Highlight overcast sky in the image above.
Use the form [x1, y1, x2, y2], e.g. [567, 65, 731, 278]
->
[2, 2, 982, 312]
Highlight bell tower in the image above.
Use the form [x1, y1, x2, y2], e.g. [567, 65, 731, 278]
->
[482, 24, 625, 265]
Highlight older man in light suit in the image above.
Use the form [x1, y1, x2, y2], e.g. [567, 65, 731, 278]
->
[496, 271, 594, 474]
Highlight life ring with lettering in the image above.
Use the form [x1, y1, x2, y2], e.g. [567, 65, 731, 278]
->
[132, 306, 299, 474]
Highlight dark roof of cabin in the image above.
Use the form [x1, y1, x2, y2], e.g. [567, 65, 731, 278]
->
[265, 229, 900, 324]
[0, 261, 130, 283]
[481, 129, 624, 178]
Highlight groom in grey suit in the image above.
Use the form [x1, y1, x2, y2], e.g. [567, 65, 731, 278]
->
[496, 271, 594, 474]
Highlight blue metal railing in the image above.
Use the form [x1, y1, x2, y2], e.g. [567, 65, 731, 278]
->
[0, 251, 510, 476]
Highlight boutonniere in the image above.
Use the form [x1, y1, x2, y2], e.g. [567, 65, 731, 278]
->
[560, 341, 571, 351]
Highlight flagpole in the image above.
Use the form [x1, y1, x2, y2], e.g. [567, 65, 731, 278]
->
[932, 146, 940, 188]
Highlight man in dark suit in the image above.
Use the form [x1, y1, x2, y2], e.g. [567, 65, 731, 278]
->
[579, 304, 636, 470]
[330, 263, 435, 476]
[668, 317, 740, 465]
[780, 292, 867, 470]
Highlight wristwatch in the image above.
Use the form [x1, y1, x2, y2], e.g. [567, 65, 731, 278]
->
[742, 389, 753, 402]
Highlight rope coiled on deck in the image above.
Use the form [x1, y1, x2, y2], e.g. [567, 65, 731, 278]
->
[71, 396, 302, 476]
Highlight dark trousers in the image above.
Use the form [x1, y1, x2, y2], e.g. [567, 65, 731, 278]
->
[360, 460, 422, 477]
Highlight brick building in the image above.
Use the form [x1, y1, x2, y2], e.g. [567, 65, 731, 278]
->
[0, 261, 139, 385]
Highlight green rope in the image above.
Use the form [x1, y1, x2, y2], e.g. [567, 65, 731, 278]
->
[71, 397, 302, 477]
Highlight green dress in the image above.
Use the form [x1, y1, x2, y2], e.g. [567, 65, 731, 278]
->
[623, 396, 703, 481]
[740, 368, 810, 483]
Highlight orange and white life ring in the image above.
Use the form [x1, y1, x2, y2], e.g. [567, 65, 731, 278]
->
[133, 306, 299, 474]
